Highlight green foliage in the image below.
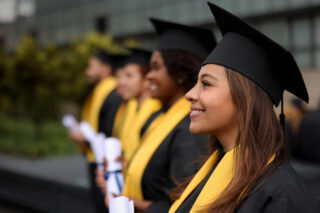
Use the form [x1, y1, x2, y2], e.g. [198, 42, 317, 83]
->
[0, 113, 79, 157]
[0, 32, 138, 156]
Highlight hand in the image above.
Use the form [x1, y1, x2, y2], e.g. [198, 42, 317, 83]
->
[115, 156, 127, 172]
[127, 197, 152, 211]
[69, 130, 86, 144]
[95, 169, 106, 194]
[103, 157, 108, 173]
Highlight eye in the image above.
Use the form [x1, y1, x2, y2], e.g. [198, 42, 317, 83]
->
[201, 80, 211, 87]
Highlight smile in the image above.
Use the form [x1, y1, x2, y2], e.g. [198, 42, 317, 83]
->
[190, 108, 205, 118]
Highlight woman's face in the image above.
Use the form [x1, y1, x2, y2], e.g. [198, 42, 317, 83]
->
[121, 63, 145, 100]
[147, 51, 180, 103]
[185, 64, 238, 135]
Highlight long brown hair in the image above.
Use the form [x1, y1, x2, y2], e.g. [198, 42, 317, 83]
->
[172, 67, 288, 212]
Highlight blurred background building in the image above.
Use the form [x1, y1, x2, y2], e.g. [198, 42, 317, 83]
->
[1, 0, 320, 107]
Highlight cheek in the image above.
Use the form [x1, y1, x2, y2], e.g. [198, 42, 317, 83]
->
[206, 92, 238, 130]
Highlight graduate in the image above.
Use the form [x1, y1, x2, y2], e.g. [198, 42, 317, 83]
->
[121, 19, 216, 212]
[68, 50, 123, 213]
[169, 3, 320, 213]
[95, 48, 161, 194]
[118, 48, 162, 162]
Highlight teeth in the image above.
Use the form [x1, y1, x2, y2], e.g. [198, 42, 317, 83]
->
[150, 84, 157, 90]
[192, 110, 203, 113]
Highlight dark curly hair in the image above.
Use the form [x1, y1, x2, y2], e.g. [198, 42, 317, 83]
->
[160, 49, 204, 92]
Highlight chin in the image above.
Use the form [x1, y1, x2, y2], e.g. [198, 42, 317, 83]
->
[189, 124, 206, 135]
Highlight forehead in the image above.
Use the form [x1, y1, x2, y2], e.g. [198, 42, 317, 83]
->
[199, 64, 226, 78]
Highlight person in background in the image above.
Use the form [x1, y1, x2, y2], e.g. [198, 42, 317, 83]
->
[95, 48, 161, 195]
[120, 19, 216, 212]
[68, 50, 123, 213]
[169, 3, 319, 213]
[285, 98, 308, 155]
[296, 98, 320, 162]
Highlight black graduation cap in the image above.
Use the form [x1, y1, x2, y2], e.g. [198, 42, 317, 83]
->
[111, 54, 130, 70]
[125, 48, 151, 67]
[150, 18, 217, 59]
[204, 2, 309, 106]
[93, 49, 112, 65]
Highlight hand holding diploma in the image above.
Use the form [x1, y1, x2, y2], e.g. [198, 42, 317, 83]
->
[104, 137, 124, 200]
[79, 121, 105, 169]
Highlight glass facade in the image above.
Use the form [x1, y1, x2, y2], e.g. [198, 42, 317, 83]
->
[2, 0, 320, 70]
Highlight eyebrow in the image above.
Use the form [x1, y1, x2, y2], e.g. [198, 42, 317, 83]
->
[200, 73, 218, 81]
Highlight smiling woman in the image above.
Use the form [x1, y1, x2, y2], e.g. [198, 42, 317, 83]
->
[169, 3, 319, 213]
[121, 18, 216, 213]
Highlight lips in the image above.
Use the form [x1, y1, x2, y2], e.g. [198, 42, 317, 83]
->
[190, 106, 205, 118]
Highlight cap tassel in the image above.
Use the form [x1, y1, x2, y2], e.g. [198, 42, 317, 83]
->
[280, 97, 285, 132]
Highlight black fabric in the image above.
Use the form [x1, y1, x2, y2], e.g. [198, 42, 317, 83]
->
[176, 150, 225, 213]
[88, 162, 109, 213]
[93, 49, 112, 65]
[141, 116, 209, 213]
[204, 2, 308, 106]
[149, 18, 216, 59]
[111, 54, 129, 70]
[236, 162, 319, 212]
[140, 109, 166, 138]
[296, 109, 320, 161]
[98, 89, 123, 137]
[126, 48, 151, 67]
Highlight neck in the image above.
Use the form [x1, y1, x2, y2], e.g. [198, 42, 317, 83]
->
[136, 90, 150, 106]
[162, 89, 185, 109]
[100, 72, 111, 81]
[216, 124, 239, 152]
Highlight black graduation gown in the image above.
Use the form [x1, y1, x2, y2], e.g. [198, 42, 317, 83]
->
[296, 109, 320, 161]
[88, 89, 122, 213]
[236, 162, 319, 212]
[175, 162, 319, 213]
[141, 115, 209, 213]
[98, 89, 123, 137]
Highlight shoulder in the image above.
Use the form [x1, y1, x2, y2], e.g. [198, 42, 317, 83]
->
[170, 116, 208, 144]
[238, 162, 319, 213]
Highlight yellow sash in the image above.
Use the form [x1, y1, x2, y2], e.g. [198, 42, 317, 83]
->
[122, 97, 191, 199]
[169, 150, 276, 212]
[119, 99, 138, 144]
[169, 149, 235, 212]
[81, 77, 117, 162]
[121, 98, 162, 161]
[112, 102, 127, 138]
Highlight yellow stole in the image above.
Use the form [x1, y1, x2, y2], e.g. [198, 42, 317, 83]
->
[121, 98, 162, 161]
[169, 150, 276, 212]
[119, 99, 139, 144]
[112, 102, 127, 138]
[81, 77, 117, 162]
[122, 97, 190, 200]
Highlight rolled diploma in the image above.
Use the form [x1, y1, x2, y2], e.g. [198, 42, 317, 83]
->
[105, 137, 123, 198]
[62, 114, 78, 131]
[79, 121, 105, 169]
[109, 196, 134, 213]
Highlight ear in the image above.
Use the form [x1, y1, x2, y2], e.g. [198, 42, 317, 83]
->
[102, 63, 112, 76]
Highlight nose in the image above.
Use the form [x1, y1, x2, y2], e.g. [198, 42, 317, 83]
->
[185, 83, 198, 103]
[146, 70, 154, 81]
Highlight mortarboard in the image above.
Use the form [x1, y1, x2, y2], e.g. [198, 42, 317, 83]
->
[150, 18, 216, 59]
[204, 2, 309, 106]
[125, 48, 151, 67]
[93, 49, 112, 65]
